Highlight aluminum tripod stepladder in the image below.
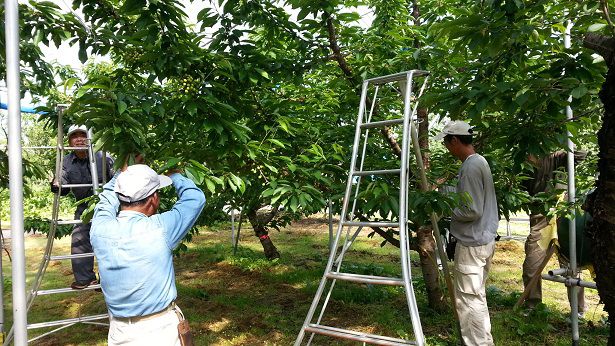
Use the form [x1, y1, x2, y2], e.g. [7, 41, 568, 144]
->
[4, 106, 108, 344]
[295, 70, 456, 346]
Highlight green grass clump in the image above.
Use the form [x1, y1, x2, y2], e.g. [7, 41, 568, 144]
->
[1, 217, 609, 345]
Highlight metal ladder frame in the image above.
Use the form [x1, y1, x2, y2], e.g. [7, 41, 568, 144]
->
[4, 106, 108, 344]
[296, 70, 456, 346]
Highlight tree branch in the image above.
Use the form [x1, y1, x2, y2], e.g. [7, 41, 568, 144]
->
[323, 12, 404, 158]
[583, 33, 615, 67]
[601, 0, 615, 36]
[324, 12, 357, 85]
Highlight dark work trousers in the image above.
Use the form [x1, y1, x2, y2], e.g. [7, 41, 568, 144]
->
[71, 222, 96, 283]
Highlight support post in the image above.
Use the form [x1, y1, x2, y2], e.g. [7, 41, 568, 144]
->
[564, 20, 579, 346]
[4, 0, 28, 344]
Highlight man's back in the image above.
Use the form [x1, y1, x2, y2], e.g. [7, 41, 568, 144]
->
[91, 171, 205, 318]
[451, 154, 499, 246]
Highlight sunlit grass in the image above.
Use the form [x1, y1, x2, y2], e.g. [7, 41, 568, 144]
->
[0, 216, 608, 345]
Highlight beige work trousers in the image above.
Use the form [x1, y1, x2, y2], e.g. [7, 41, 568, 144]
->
[522, 214, 549, 305]
[454, 241, 495, 346]
[108, 305, 182, 346]
[522, 214, 585, 312]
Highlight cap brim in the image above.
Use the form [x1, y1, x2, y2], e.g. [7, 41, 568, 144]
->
[434, 131, 447, 141]
[67, 130, 87, 137]
[158, 175, 173, 189]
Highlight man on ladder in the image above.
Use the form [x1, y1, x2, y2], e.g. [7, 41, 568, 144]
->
[50, 125, 114, 289]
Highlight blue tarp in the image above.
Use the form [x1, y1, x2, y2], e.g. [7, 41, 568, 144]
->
[0, 102, 44, 114]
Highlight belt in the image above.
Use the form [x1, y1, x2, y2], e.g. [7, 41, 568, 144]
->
[113, 302, 176, 323]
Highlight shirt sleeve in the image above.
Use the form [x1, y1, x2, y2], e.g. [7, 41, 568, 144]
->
[107, 155, 116, 177]
[156, 174, 206, 249]
[92, 172, 121, 226]
[50, 157, 71, 196]
[452, 161, 485, 222]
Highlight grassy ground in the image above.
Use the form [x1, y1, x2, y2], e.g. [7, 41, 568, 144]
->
[0, 216, 609, 345]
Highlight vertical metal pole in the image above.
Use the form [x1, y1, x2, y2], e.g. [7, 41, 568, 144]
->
[230, 209, 235, 246]
[564, 20, 579, 345]
[5, 0, 28, 344]
[327, 199, 333, 252]
[87, 129, 99, 192]
[401, 72, 425, 346]
[101, 151, 108, 183]
[0, 225, 4, 339]
[0, 94, 4, 342]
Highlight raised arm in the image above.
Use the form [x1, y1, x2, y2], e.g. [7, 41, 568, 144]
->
[156, 173, 206, 249]
[92, 172, 121, 226]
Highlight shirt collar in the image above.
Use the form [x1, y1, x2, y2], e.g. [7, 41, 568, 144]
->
[118, 210, 147, 218]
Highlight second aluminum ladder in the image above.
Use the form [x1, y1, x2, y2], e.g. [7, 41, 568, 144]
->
[296, 70, 453, 346]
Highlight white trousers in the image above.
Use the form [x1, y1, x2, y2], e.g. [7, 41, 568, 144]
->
[454, 241, 495, 346]
[108, 306, 182, 346]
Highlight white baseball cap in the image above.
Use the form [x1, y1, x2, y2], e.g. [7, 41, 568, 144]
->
[114, 164, 173, 203]
[67, 125, 88, 137]
[434, 120, 474, 140]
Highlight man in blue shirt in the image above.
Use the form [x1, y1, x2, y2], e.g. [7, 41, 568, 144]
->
[91, 163, 205, 345]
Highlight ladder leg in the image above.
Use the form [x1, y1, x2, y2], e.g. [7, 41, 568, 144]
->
[399, 71, 425, 345]
[295, 81, 371, 346]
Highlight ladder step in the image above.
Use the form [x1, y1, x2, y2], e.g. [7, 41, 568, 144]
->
[325, 272, 404, 286]
[62, 183, 95, 188]
[360, 118, 404, 129]
[305, 324, 417, 345]
[63, 146, 91, 150]
[48, 253, 94, 261]
[27, 313, 108, 330]
[55, 219, 82, 226]
[36, 284, 101, 296]
[353, 169, 400, 177]
[365, 70, 429, 85]
[343, 221, 398, 228]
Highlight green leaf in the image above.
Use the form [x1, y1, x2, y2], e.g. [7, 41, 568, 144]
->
[118, 100, 128, 114]
[267, 139, 286, 148]
[571, 85, 588, 99]
[204, 178, 215, 194]
[587, 23, 607, 32]
[121, 0, 147, 13]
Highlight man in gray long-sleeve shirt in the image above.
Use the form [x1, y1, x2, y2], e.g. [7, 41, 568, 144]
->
[436, 120, 499, 346]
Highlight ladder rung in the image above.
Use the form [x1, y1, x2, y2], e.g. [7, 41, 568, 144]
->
[62, 146, 91, 150]
[55, 219, 82, 225]
[360, 118, 404, 129]
[365, 70, 429, 85]
[61, 183, 94, 188]
[27, 313, 108, 330]
[343, 221, 398, 228]
[305, 324, 417, 345]
[35, 284, 101, 296]
[353, 169, 400, 176]
[48, 253, 94, 261]
[325, 272, 404, 285]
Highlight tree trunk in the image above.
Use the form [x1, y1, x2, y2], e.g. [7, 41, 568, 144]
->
[584, 33, 615, 345]
[414, 107, 446, 311]
[417, 225, 445, 311]
[247, 207, 281, 260]
[411, 0, 446, 310]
